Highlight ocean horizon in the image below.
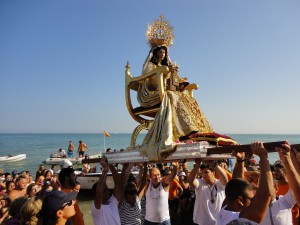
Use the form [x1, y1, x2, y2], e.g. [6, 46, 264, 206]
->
[1, 133, 300, 176]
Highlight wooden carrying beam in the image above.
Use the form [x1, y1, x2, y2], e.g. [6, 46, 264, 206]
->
[207, 141, 300, 154]
[82, 141, 300, 164]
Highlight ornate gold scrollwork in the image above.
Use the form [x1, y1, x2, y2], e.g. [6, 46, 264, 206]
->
[130, 121, 153, 146]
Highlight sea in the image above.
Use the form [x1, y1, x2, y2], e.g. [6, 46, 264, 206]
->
[1, 133, 300, 224]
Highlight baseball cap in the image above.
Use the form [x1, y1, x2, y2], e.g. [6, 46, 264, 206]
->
[12, 170, 19, 176]
[178, 172, 186, 177]
[60, 159, 73, 169]
[227, 218, 258, 225]
[41, 191, 78, 219]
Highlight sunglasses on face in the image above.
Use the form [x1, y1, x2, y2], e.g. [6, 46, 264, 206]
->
[60, 200, 73, 209]
[242, 195, 253, 201]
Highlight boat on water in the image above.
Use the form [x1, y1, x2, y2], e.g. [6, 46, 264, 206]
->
[43, 157, 83, 165]
[0, 154, 26, 163]
[43, 153, 101, 165]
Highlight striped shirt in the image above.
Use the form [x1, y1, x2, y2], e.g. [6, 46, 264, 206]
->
[119, 197, 141, 225]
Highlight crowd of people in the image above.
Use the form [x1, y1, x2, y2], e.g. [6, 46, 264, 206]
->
[93, 142, 300, 225]
[0, 164, 83, 225]
[1, 141, 300, 225]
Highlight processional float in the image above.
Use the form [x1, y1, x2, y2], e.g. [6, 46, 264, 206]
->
[83, 16, 299, 165]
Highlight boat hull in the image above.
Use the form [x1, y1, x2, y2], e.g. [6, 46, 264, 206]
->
[76, 170, 139, 190]
[0, 154, 27, 163]
[43, 157, 82, 165]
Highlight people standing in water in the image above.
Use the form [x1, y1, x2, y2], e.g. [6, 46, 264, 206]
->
[67, 141, 75, 158]
[77, 140, 89, 158]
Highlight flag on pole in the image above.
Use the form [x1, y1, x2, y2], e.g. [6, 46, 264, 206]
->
[103, 131, 111, 137]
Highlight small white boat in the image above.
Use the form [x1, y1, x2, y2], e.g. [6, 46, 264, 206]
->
[43, 157, 83, 165]
[0, 154, 26, 163]
[43, 153, 101, 165]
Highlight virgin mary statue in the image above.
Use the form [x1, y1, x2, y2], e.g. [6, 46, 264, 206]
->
[137, 16, 213, 160]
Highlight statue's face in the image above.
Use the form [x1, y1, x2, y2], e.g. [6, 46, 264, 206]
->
[156, 49, 166, 61]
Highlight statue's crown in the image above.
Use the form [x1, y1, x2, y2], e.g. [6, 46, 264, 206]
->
[146, 15, 174, 48]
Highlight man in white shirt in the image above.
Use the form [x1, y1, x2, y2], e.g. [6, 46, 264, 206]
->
[59, 148, 67, 158]
[187, 159, 228, 225]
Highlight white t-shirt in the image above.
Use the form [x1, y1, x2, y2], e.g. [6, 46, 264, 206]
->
[193, 178, 226, 225]
[260, 189, 296, 225]
[217, 189, 296, 225]
[217, 207, 239, 225]
[91, 195, 121, 225]
[59, 149, 66, 157]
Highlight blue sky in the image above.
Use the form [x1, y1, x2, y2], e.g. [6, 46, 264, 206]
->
[1, 0, 299, 134]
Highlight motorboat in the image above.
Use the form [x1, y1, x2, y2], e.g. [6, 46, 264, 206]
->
[0, 154, 26, 163]
[43, 157, 83, 165]
[42, 153, 101, 165]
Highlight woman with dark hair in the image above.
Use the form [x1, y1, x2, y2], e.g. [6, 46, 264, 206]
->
[138, 44, 213, 160]
[26, 183, 40, 198]
[5, 181, 15, 195]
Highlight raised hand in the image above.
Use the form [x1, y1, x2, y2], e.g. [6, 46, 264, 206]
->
[100, 156, 108, 172]
[251, 142, 268, 160]
[276, 141, 291, 163]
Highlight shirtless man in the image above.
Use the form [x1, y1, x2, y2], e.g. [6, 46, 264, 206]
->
[68, 141, 75, 158]
[8, 175, 28, 201]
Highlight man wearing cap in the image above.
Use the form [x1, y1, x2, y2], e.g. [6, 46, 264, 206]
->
[12, 170, 19, 182]
[41, 190, 77, 225]
[59, 168, 84, 225]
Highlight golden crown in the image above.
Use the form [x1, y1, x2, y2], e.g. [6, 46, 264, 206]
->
[146, 15, 174, 48]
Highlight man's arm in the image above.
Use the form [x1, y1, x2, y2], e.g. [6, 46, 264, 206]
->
[162, 162, 178, 186]
[135, 164, 144, 188]
[208, 160, 228, 186]
[239, 142, 274, 223]
[94, 157, 109, 209]
[291, 147, 300, 176]
[232, 151, 245, 179]
[187, 159, 201, 189]
[109, 163, 122, 203]
[137, 163, 148, 200]
[277, 142, 300, 206]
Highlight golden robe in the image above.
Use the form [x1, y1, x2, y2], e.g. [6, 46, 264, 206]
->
[138, 62, 213, 160]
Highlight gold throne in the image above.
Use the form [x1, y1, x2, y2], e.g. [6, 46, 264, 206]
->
[125, 62, 199, 146]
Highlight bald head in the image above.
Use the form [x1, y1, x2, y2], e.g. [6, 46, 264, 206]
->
[150, 167, 161, 186]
